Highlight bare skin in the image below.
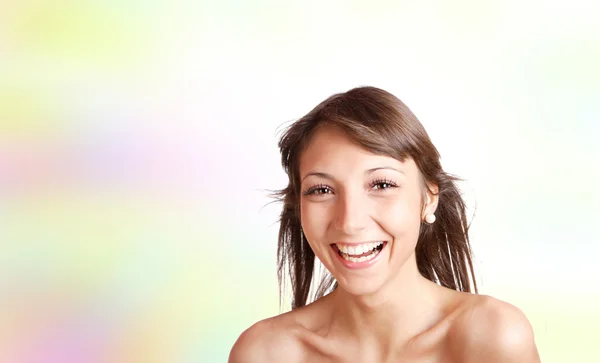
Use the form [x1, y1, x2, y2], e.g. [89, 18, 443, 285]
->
[230, 125, 540, 362]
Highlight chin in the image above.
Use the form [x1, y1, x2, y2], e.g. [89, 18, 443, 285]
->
[335, 274, 388, 297]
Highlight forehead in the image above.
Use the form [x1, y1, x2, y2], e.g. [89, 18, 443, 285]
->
[299, 125, 417, 177]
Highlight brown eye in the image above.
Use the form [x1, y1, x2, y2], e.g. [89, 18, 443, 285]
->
[304, 184, 333, 196]
[373, 182, 392, 190]
[370, 178, 398, 191]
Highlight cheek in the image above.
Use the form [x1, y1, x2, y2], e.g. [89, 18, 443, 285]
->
[300, 200, 328, 236]
[377, 195, 422, 233]
[300, 202, 333, 260]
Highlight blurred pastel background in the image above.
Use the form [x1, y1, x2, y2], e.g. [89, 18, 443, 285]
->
[0, 0, 598, 362]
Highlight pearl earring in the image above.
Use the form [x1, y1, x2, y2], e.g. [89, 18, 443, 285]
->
[425, 213, 436, 224]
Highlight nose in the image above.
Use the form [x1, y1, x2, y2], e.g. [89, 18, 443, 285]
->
[332, 190, 367, 235]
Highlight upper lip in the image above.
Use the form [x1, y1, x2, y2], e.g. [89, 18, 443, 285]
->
[332, 241, 386, 245]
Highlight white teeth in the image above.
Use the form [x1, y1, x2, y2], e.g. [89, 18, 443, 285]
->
[335, 241, 385, 263]
[336, 241, 383, 255]
[343, 248, 379, 263]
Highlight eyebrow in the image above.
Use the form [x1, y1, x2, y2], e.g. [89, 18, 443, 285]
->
[301, 167, 405, 183]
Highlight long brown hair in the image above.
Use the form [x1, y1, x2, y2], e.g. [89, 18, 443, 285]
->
[274, 86, 477, 310]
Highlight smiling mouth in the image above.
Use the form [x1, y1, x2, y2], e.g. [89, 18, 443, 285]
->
[332, 242, 387, 263]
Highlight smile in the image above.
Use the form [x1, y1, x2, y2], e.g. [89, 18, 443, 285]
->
[331, 241, 387, 268]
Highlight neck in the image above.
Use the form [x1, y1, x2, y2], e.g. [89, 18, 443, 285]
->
[329, 255, 447, 353]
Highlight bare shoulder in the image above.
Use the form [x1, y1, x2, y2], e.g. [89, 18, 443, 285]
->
[228, 313, 305, 363]
[448, 295, 541, 362]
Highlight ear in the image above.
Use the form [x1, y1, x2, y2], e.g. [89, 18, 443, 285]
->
[422, 183, 439, 219]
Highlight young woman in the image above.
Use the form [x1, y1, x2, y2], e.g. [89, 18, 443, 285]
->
[230, 86, 540, 362]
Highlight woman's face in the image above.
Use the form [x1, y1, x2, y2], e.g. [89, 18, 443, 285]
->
[299, 125, 437, 296]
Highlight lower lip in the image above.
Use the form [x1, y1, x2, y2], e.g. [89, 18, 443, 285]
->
[331, 242, 387, 270]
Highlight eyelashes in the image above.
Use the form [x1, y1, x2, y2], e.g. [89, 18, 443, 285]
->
[303, 183, 331, 196]
[302, 178, 399, 196]
[370, 177, 399, 191]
